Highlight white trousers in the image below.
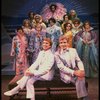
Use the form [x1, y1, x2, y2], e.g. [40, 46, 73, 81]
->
[17, 75, 45, 99]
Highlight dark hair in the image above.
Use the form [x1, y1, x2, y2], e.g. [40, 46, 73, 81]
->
[48, 18, 56, 24]
[28, 11, 36, 17]
[63, 14, 69, 20]
[73, 18, 80, 24]
[83, 20, 91, 27]
[64, 22, 72, 30]
[49, 4, 57, 11]
[16, 26, 23, 32]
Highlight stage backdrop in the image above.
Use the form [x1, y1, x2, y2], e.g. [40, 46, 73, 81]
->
[1, 0, 99, 66]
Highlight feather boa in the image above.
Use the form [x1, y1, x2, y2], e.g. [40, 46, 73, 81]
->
[41, 2, 67, 22]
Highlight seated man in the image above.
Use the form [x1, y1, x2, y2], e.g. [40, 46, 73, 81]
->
[55, 35, 89, 100]
[4, 38, 55, 100]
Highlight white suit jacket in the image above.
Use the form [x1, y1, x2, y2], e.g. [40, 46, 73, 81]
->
[29, 49, 55, 80]
[55, 48, 84, 83]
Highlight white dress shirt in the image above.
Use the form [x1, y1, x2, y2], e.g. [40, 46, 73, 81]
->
[29, 49, 55, 80]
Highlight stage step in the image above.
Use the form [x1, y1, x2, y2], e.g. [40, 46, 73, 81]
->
[2, 64, 15, 75]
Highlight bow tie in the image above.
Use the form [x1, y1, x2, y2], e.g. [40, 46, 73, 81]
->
[63, 49, 69, 53]
[61, 49, 69, 54]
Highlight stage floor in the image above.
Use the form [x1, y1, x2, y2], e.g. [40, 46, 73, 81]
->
[1, 75, 99, 100]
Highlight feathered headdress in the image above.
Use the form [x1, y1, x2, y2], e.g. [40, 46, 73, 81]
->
[41, 2, 67, 22]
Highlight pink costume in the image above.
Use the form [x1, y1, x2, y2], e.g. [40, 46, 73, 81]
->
[11, 33, 29, 75]
[41, 3, 67, 22]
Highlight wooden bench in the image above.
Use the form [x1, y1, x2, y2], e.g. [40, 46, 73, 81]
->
[8, 72, 88, 100]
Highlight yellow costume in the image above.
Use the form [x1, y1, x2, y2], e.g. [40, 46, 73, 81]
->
[64, 30, 73, 48]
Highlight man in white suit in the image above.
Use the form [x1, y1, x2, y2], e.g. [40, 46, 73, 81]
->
[4, 38, 55, 100]
[55, 35, 89, 100]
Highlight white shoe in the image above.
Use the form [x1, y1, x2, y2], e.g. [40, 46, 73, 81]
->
[4, 90, 18, 96]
